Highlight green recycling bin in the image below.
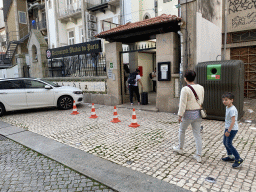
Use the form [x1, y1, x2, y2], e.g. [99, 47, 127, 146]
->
[196, 60, 244, 120]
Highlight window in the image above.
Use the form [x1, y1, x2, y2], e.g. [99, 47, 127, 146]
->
[19, 11, 27, 24]
[0, 80, 24, 89]
[68, 31, 75, 45]
[80, 27, 84, 43]
[67, 0, 73, 5]
[24, 80, 46, 89]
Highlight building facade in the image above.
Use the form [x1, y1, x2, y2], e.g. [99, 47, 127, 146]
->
[222, 0, 256, 98]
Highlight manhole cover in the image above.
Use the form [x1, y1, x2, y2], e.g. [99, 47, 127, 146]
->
[205, 177, 216, 183]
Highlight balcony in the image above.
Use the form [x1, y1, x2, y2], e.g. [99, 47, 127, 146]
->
[87, 0, 119, 13]
[31, 19, 47, 31]
[58, 0, 82, 24]
[38, 20, 47, 31]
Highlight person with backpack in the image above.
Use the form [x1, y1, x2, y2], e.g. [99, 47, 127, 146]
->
[128, 68, 143, 106]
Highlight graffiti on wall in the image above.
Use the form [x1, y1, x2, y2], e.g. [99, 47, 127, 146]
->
[54, 81, 106, 92]
[228, 0, 256, 32]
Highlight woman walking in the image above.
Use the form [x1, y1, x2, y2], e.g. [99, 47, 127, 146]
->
[173, 70, 204, 163]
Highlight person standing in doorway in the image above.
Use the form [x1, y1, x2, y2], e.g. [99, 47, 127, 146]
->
[151, 68, 157, 92]
[128, 68, 143, 106]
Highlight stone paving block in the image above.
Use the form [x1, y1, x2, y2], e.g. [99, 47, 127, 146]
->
[0, 138, 117, 192]
[1, 100, 256, 192]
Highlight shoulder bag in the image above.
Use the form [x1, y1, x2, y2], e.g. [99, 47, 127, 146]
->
[187, 85, 207, 118]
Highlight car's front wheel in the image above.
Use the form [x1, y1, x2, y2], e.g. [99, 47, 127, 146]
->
[0, 103, 6, 117]
[57, 96, 73, 110]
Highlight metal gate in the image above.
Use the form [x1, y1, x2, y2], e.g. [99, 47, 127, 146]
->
[231, 46, 256, 98]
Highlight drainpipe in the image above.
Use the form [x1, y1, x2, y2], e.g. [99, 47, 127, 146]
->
[223, 0, 228, 61]
[178, 30, 183, 93]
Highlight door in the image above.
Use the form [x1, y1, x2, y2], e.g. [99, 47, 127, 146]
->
[0, 80, 27, 109]
[231, 46, 256, 98]
[24, 79, 55, 107]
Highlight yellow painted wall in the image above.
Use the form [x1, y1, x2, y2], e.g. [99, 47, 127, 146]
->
[17, 0, 28, 33]
[7, 3, 17, 41]
[138, 52, 153, 93]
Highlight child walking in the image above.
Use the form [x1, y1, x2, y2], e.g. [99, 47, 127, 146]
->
[222, 92, 243, 168]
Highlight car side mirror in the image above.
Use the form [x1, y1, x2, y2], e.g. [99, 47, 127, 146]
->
[45, 85, 52, 89]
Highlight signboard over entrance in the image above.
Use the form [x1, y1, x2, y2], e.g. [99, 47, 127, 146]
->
[46, 40, 102, 59]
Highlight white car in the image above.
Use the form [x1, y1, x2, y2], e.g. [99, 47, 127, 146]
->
[0, 78, 83, 116]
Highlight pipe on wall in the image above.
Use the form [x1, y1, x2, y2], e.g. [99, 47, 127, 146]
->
[178, 30, 184, 94]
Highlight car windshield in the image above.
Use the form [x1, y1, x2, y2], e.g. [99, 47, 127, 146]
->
[41, 79, 61, 87]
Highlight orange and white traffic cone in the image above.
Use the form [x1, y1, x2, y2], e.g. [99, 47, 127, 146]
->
[111, 106, 121, 123]
[71, 100, 79, 115]
[89, 103, 98, 118]
[129, 108, 140, 128]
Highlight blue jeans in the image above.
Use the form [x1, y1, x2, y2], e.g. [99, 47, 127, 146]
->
[223, 129, 240, 160]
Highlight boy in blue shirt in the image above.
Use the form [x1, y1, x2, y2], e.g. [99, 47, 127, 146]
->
[222, 92, 243, 168]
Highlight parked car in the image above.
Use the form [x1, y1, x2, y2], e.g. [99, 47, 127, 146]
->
[0, 78, 83, 116]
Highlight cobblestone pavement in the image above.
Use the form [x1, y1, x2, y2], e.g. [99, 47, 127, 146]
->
[0, 135, 116, 192]
[1, 99, 256, 192]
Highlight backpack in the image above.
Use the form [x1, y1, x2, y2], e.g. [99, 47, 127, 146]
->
[128, 72, 137, 85]
[149, 73, 152, 79]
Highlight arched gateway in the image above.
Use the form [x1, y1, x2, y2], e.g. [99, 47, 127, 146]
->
[96, 14, 182, 112]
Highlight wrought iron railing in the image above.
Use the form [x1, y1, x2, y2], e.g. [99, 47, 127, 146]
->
[0, 53, 5, 60]
[48, 53, 106, 77]
[31, 20, 47, 30]
[58, 0, 82, 18]
[8, 26, 29, 42]
[101, 20, 119, 32]
[87, 0, 110, 8]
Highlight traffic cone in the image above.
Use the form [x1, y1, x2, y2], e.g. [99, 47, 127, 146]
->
[111, 106, 121, 123]
[71, 100, 79, 115]
[89, 103, 98, 118]
[129, 108, 140, 128]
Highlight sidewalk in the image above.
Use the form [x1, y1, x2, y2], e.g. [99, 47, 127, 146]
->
[0, 134, 116, 192]
[1, 99, 256, 192]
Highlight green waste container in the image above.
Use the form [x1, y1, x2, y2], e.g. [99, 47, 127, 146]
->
[196, 60, 244, 120]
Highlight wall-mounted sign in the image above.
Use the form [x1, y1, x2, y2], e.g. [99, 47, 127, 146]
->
[110, 63, 113, 69]
[54, 81, 105, 92]
[158, 62, 171, 81]
[46, 40, 102, 59]
[108, 69, 112, 78]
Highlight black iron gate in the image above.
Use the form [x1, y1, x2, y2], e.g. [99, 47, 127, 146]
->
[48, 53, 106, 77]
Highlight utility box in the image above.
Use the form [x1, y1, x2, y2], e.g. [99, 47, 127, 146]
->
[196, 60, 244, 121]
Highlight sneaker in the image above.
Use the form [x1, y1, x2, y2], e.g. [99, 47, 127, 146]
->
[173, 146, 183, 154]
[232, 159, 243, 168]
[222, 156, 235, 162]
[193, 154, 202, 163]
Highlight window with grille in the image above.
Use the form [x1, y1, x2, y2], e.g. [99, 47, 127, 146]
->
[68, 31, 75, 45]
[19, 11, 27, 24]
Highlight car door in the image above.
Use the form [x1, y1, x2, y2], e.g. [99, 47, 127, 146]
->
[0, 80, 27, 110]
[24, 79, 55, 107]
